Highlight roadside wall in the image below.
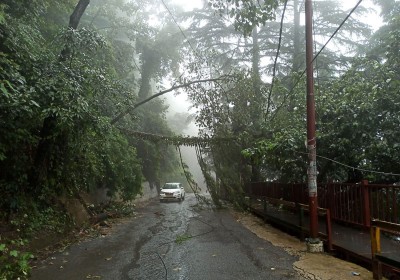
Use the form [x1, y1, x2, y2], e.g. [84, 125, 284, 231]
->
[62, 182, 158, 226]
[133, 181, 159, 204]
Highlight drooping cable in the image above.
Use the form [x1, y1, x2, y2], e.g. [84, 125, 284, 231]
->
[283, 0, 364, 107]
[159, 0, 237, 131]
[312, 0, 363, 68]
[155, 252, 168, 280]
[152, 199, 216, 280]
[295, 151, 400, 177]
[160, 0, 201, 60]
[177, 145, 204, 201]
[265, 0, 289, 117]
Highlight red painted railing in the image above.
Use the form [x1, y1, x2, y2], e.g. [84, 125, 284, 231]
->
[319, 181, 367, 227]
[369, 183, 400, 224]
[247, 181, 400, 228]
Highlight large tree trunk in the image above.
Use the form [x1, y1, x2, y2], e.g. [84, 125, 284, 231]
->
[29, 0, 90, 194]
[138, 48, 156, 100]
[60, 0, 90, 60]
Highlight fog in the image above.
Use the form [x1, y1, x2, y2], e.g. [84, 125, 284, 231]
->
[2, 1, 399, 266]
[165, 94, 206, 191]
[160, 0, 385, 190]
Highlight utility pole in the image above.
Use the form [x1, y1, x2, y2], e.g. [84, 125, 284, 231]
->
[305, 0, 322, 251]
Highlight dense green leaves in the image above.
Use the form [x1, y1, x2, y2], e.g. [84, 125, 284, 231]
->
[0, 239, 34, 280]
[1, 4, 400, 278]
[0, 0, 146, 214]
[242, 12, 400, 183]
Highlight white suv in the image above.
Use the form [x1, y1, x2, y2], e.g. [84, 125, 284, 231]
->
[159, 182, 185, 202]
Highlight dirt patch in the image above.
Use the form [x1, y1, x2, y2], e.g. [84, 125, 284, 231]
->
[234, 211, 374, 280]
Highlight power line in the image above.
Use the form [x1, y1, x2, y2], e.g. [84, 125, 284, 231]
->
[285, 0, 364, 102]
[121, 125, 400, 178]
[159, 0, 245, 130]
[160, 0, 200, 59]
[312, 0, 363, 68]
[160, 0, 247, 75]
[296, 151, 400, 177]
[265, 0, 289, 117]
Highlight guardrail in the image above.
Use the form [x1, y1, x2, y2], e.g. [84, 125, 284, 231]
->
[246, 195, 333, 251]
[247, 181, 400, 229]
[369, 184, 400, 224]
[370, 219, 400, 279]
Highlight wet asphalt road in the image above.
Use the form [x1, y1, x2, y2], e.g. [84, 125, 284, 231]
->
[31, 194, 303, 280]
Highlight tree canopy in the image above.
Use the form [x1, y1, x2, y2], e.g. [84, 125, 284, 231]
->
[1, 1, 399, 276]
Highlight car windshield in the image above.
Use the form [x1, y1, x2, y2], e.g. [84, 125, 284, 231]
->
[163, 184, 179, 189]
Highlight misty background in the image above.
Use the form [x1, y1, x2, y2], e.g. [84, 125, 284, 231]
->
[1, 0, 399, 218]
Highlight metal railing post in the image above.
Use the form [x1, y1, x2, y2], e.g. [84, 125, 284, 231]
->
[362, 180, 371, 228]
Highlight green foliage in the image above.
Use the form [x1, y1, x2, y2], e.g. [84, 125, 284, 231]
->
[133, 102, 182, 186]
[100, 129, 143, 201]
[197, 148, 222, 207]
[0, 0, 397, 266]
[316, 56, 400, 181]
[0, 239, 34, 280]
[184, 71, 268, 203]
[0, 0, 146, 213]
[242, 12, 400, 183]
[4, 204, 73, 246]
[242, 127, 307, 183]
[0, 8, 44, 212]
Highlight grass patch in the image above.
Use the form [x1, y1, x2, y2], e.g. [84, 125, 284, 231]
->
[175, 234, 192, 244]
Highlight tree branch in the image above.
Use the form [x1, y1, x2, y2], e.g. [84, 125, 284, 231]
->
[110, 76, 230, 125]
[60, 0, 90, 61]
[69, 0, 90, 29]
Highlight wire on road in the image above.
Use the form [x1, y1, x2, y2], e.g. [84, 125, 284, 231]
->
[153, 208, 216, 280]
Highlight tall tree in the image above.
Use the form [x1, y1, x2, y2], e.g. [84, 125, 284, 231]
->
[29, 0, 90, 195]
[0, 0, 145, 214]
